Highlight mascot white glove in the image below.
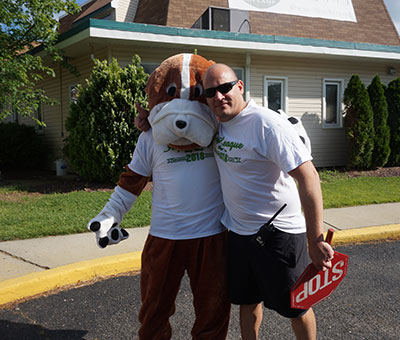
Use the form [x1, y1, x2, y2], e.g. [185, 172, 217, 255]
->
[87, 185, 137, 248]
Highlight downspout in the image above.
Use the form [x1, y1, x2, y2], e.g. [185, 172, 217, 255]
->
[107, 47, 112, 64]
[245, 53, 251, 101]
[90, 44, 95, 61]
[59, 62, 64, 138]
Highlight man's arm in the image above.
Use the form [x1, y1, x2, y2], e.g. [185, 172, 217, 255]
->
[289, 161, 334, 271]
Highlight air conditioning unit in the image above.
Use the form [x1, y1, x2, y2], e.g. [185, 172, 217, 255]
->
[192, 7, 250, 33]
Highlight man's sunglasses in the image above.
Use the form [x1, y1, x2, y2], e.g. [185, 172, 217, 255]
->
[204, 80, 238, 98]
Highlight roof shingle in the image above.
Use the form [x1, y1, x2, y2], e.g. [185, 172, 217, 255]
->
[60, 0, 400, 46]
[59, 0, 112, 34]
[135, 0, 400, 46]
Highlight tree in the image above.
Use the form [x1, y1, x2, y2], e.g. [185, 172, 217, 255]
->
[0, 0, 80, 121]
[367, 75, 391, 168]
[343, 74, 375, 169]
[385, 77, 400, 166]
[64, 56, 149, 182]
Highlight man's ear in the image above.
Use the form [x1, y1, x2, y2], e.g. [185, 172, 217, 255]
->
[237, 79, 245, 95]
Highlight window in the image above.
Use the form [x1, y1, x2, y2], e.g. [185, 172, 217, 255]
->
[141, 63, 159, 76]
[70, 85, 79, 104]
[212, 8, 230, 31]
[323, 79, 343, 128]
[193, 7, 230, 31]
[11, 107, 19, 124]
[264, 76, 288, 112]
[232, 67, 243, 81]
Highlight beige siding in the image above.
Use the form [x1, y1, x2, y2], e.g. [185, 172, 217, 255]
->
[109, 46, 247, 69]
[249, 54, 400, 167]
[35, 48, 110, 161]
[116, 0, 139, 22]
[108, 47, 245, 68]
[27, 43, 400, 169]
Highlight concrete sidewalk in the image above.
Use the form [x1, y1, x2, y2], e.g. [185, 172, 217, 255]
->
[1, 202, 400, 307]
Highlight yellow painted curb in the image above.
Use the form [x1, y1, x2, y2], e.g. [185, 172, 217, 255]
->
[1, 225, 400, 307]
[0, 251, 141, 307]
[327, 224, 400, 246]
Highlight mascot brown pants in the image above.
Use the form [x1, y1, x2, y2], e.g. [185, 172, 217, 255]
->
[138, 230, 230, 340]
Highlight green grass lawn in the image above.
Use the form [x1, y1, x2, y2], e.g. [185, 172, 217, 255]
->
[320, 172, 400, 208]
[1, 171, 399, 241]
[0, 188, 152, 241]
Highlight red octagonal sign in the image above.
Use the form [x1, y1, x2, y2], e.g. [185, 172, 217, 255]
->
[291, 250, 349, 310]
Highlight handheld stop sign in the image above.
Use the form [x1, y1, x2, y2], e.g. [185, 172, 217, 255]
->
[291, 228, 348, 309]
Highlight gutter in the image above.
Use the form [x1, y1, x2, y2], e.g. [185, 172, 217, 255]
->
[33, 18, 400, 61]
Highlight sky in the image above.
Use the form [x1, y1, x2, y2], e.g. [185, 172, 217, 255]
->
[73, 0, 400, 35]
[384, 0, 400, 35]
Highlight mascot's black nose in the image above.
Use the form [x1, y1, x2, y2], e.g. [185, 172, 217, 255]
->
[175, 120, 187, 129]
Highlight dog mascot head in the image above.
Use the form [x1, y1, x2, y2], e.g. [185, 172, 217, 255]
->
[146, 53, 216, 150]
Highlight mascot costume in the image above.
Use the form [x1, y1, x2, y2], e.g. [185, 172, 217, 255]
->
[88, 53, 230, 340]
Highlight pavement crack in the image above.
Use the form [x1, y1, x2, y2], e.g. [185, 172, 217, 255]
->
[0, 249, 50, 270]
[323, 221, 342, 230]
[13, 307, 40, 325]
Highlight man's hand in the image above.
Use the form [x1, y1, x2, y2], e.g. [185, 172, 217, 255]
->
[308, 236, 334, 271]
[135, 102, 151, 132]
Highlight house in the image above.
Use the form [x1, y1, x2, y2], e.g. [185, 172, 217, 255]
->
[8, 0, 400, 168]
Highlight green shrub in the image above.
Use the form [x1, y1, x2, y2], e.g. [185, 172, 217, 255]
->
[0, 122, 49, 170]
[64, 56, 148, 182]
[385, 77, 400, 166]
[367, 75, 391, 168]
[343, 74, 375, 169]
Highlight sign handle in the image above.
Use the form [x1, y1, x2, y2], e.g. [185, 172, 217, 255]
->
[325, 228, 334, 245]
[325, 228, 335, 244]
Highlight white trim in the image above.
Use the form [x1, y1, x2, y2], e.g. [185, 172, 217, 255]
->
[263, 76, 288, 113]
[322, 78, 344, 129]
[56, 30, 90, 51]
[86, 27, 400, 61]
[245, 53, 251, 101]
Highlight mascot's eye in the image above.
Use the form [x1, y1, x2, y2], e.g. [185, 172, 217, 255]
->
[166, 83, 177, 97]
[194, 83, 203, 98]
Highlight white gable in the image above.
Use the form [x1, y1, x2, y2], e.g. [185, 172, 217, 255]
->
[228, 0, 357, 22]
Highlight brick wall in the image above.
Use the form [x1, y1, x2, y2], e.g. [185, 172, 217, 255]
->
[166, 0, 229, 28]
[135, 0, 399, 46]
[133, 0, 169, 25]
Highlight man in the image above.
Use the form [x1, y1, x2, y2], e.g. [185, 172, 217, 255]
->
[203, 64, 334, 340]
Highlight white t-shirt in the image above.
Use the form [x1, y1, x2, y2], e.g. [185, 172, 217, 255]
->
[128, 130, 225, 240]
[214, 100, 313, 235]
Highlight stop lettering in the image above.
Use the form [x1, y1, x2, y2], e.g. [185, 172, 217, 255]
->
[291, 251, 349, 310]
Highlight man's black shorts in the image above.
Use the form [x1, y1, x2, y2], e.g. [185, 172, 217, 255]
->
[227, 228, 309, 318]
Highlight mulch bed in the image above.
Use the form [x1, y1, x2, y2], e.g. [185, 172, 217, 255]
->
[335, 166, 400, 178]
[0, 169, 152, 194]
